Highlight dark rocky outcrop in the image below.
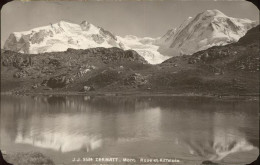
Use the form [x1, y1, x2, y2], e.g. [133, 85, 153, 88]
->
[2, 152, 54, 165]
[84, 69, 122, 89]
[4, 34, 30, 53]
[123, 73, 148, 86]
[46, 75, 73, 88]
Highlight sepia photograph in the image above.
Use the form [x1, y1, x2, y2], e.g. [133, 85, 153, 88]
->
[0, 0, 259, 165]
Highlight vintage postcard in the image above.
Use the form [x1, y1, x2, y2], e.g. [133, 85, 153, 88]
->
[0, 0, 259, 165]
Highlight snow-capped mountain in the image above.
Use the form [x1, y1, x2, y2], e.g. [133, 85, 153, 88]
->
[4, 20, 168, 64]
[117, 35, 169, 64]
[157, 10, 258, 56]
[3, 10, 258, 64]
[4, 20, 125, 54]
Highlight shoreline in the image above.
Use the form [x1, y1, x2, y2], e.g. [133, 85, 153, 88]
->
[1, 91, 259, 100]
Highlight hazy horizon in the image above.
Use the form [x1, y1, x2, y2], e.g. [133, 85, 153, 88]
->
[1, 0, 259, 48]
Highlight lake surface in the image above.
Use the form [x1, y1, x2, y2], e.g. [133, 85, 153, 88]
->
[0, 95, 259, 165]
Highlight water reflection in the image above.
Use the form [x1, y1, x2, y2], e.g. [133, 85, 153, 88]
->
[14, 114, 103, 152]
[1, 95, 259, 164]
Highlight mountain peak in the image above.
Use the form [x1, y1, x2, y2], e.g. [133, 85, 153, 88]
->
[201, 9, 226, 17]
[4, 20, 125, 54]
[58, 20, 68, 24]
[157, 9, 257, 56]
[80, 20, 91, 31]
[80, 20, 88, 24]
[52, 20, 73, 27]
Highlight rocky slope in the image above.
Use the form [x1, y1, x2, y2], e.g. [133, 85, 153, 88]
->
[157, 9, 258, 56]
[1, 47, 148, 93]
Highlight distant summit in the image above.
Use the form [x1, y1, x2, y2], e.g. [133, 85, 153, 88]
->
[4, 20, 125, 54]
[157, 9, 258, 56]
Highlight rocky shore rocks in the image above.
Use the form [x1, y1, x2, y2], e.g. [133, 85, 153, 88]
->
[2, 152, 54, 165]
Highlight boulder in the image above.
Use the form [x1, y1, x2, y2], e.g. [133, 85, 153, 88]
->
[31, 84, 39, 89]
[46, 75, 71, 88]
[83, 86, 94, 92]
[124, 73, 147, 86]
[41, 79, 48, 86]
[13, 70, 27, 78]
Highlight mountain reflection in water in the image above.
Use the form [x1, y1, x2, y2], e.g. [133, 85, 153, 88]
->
[1, 95, 258, 164]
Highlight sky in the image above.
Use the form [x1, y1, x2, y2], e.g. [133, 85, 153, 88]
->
[1, 0, 259, 47]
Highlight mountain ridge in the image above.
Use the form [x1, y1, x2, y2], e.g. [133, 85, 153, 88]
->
[157, 9, 258, 56]
[3, 9, 258, 65]
[4, 20, 125, 54]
